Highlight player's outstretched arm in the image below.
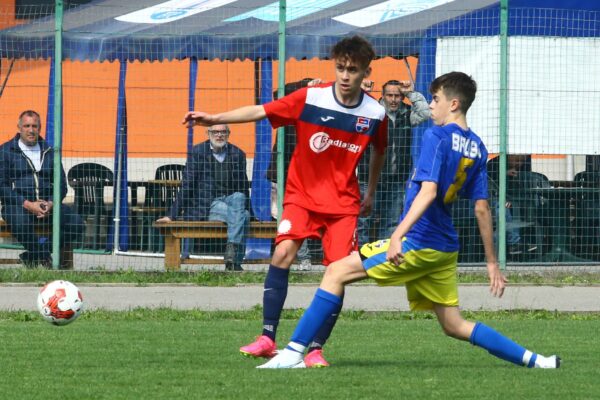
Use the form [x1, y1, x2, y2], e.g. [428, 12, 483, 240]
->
[474, 199, 507, 297]
[182, 105, 267, 127]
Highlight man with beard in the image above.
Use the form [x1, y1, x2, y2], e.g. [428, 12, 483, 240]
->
[157, 124, 250, 271]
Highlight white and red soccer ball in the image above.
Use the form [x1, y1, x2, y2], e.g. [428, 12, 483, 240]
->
[37, 280, 84, 325]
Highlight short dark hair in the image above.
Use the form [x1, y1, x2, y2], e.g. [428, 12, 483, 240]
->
[18, 110, 41, 126]
[330, 35, 376, 70]
[429, 72, 477, 113]
[382, 79, 401, 95]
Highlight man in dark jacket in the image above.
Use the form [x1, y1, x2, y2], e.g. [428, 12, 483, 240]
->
[357, 79, 431, 245]
[157, 124, 250, 271]
[0, 110, 83, 267]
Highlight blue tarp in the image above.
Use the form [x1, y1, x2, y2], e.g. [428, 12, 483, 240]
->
[1, 0, 598, 62]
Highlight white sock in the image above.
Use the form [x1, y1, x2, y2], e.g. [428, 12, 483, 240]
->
[286, 342, 306, 354]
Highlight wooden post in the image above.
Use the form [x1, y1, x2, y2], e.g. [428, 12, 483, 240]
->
[164, 235, 181, 271]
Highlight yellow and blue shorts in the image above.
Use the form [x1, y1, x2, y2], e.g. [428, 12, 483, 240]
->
[360, 239, 459, 311]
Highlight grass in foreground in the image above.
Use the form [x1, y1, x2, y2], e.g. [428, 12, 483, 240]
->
[0, 310, 599, 399]
[1, 267, 600, 286]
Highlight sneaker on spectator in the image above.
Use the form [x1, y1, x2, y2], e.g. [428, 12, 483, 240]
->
[304, 348, 330, 368]
[240, 335, 277, 358]
[297, 258, 312, 271]
[526, 244, 538, 252]
[508, 243, 538, 255]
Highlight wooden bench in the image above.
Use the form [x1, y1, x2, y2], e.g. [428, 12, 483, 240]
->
[153, 220, 277, 270]
[0, 219, 74, 268]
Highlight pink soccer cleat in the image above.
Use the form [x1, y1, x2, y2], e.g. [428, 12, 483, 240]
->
[304, 348, 330, 368]
[240, 335, 277, 358]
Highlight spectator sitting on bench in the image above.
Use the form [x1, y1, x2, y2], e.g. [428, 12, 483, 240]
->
[157, 124, 250, 271]
[0, 110, 83, 268]
[487, 154, 537, 257]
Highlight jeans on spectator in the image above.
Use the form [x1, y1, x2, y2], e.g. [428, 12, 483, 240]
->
[296, 240, 310, 261]
[357, 181, 405, 247]
[3, 203, 83, 262]
[213, 192, 251, 264]
[493, 200, 521, 245]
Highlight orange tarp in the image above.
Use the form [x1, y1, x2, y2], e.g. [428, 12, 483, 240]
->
[0, 57, 416, 158]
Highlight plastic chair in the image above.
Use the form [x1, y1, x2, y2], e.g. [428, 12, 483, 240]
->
[131, 164, 184, 251]
[67, 163, 113, 250]
[572, 171, 600, 260]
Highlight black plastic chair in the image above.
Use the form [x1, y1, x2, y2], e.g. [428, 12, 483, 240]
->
[67, 163, 113, 250]
[150, 164, 185, 210]
[131, 164, 184, 251]
[572, 171, 600, 260]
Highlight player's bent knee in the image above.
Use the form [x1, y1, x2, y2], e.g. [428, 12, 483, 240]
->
[440, 319, 472, 341]
[271, 243, 296, 267]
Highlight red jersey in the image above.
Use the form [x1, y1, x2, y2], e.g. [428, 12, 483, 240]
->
[264, 83, 388, 215]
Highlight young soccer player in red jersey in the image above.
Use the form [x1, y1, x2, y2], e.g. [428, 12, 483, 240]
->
[182, 36, 388, 367]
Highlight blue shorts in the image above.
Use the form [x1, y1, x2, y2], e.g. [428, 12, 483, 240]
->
[360, 239, 459, 311]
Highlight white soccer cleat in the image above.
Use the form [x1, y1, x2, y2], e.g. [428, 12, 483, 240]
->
[256, 348, 304, 369]
[534, 355, 561, 369]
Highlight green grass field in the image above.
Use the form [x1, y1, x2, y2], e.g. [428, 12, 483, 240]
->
[1, 310, 598, 399]
[2, 267, 600, 285]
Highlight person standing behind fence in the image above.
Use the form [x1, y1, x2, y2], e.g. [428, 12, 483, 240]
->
[157, 124, 250, 271]
[357, 79, 431, 245]
[487, 154, 537, 257]
[182, 35, 388, 368]
[0, 110, 83, 268]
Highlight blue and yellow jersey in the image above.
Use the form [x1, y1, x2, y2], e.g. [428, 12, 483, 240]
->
[402, 123, 489, 252]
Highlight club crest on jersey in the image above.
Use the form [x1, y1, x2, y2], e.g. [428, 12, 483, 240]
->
[355, 117, 370, 133]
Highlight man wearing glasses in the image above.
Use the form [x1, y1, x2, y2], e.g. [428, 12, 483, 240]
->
[157, 124, 250, 271]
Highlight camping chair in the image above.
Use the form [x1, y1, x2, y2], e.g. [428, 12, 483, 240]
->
[67, 163, 113, 250]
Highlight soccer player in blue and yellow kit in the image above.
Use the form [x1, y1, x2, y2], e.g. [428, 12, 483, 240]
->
[259, 71, 561, 369]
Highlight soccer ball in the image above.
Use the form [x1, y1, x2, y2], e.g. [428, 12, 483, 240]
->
[37, 280, 84, 326]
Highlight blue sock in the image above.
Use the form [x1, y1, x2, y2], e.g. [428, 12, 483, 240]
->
[310, 293, 344, 350]
[262, 265, 290, 341]
[470, 322, 537, 367]
[290, 289, 343, 346]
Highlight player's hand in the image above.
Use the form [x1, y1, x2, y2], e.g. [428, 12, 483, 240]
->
[307, 78, 322, 87]
[156, 216, 172, 223]
[182, 111, 217, 127]
[487, 262, 507, 298]
[386, 236, 404, 266]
